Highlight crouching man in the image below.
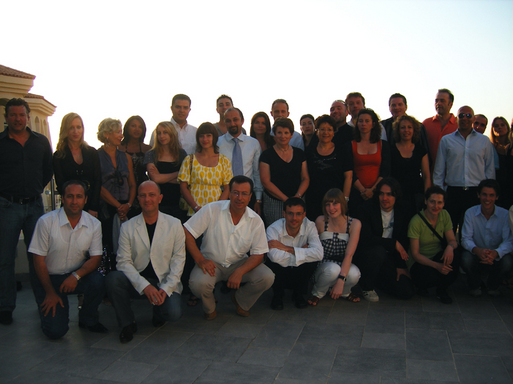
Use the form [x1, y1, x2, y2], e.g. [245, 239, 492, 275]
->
[106, 181, 185, 343]
[29, 180, 106, 339]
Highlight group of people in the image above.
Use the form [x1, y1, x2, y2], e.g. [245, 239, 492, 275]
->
[1, 89, 512, 343]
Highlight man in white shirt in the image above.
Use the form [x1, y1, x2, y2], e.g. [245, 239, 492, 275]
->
[106, 181, 185, 343]
[29, 180, 106, 339]
[185, 176, 274, 320]
[270, 99, 305, 150]
[218, 107, 262, 214]
[266, 198, 323, 310]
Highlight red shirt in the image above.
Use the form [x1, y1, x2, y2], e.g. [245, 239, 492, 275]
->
[423, 113, 458, 163]
[352, 140, 381, 188]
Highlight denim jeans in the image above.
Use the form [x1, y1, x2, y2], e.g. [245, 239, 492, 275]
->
[460, 250, 513, 290]
[106, 271, 182, 328]
[0, 196, 44, 313]
[33, 271, 106, 339]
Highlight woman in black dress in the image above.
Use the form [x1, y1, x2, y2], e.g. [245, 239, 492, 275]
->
[53, 113, 101, 217]
[144, 122, 187, 222]
[390, 115, 431, 217]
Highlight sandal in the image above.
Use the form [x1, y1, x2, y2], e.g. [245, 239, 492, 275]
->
[187, 295, 200, 307]
[342, 292, 360, 303]
[307, 296, 320, 306]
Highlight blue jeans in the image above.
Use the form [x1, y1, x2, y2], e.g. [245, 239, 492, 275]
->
[460, 250, 513, 290]
[0, 196, 44, 312]
[33, 271, 105, 339]
[106, 271, 182, 328]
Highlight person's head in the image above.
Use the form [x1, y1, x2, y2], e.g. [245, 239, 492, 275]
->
[392, 115, 421, 143]
[329, 100, 348, 125]
[299, 114, 315, 138]
[321, 188, 348, 218]
[55, 113, 86, 157]
[4, 98, 30, 132]
[229, 175, 253, 212]
[355, 108, 381, 143]
[216, 95, 233, 119]
[424, 186, 446, 216]
[153, 121, 182, 161]
[195, 122, 219, 153]
[137, 180, 162, 216]
[283, 197, 306, 234]
[435, 89, 454, 117]
[97, 118, 123, 146]
[314, 114, 336, 143]
[457, 105, 475, 133]
[473, 114, 488, 134]
[375, 178, 402, 212]
[224, 107, 244, 137]
[388, 93, 408, 119]
[345, 92, 365, 118]
[250, 112, 273, 146]
[61, 180, 87, 218]
[491, 116, 511, 146]
[272, 117, 294, 146]
[270, 99, 290, 121]
[171, 94, 191, 125]
[122, 115, 147, 144]
[477, 179, 500, 210]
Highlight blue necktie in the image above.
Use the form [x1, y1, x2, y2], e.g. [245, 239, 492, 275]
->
[232, 137, 243, 176]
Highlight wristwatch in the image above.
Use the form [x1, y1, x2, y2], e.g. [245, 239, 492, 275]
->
[337, 275, 347, 282]
[72, 272, 81, 281]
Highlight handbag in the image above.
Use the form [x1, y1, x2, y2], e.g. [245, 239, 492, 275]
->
[179, 154, 194, 211]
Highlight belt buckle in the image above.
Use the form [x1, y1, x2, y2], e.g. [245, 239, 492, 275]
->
[462, 187, 469, 191]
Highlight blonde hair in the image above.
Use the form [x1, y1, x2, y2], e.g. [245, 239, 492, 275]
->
[152, 122, 182, 164]
[97, 118, 122, 143]
[54, 113, 87, 158]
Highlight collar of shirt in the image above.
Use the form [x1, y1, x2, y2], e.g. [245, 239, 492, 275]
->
[220, 199, 258, 221]
[454, 128, 478, 139]
[224, 132, 247, 143]
[475, 205, 497, 219]
[171, 117, 189, 130]
[0, 126, 35, 140]
[279, 217, 308, 239]
[432, 113, 456, 124]
[57, 207, 89, 230]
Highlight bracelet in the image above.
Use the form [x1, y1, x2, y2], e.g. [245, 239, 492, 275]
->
[193, 205, 200, 212]
[127, 203, 131, 208]
[72, 271, 81, 281]
[295, 193, 301, 198]
[344, 196, 349, 202]
[337, 275, 347, 282]
[256, 200, 262, 203]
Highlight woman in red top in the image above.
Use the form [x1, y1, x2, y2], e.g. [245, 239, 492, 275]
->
[348, 108, 390, 214]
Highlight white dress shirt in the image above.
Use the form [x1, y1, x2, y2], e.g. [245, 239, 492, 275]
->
[218, 133, 263, 200]
[266, 217, 323, 267]
[149, 118, 197, 155]
[28, 208, 102, 275]
[184, 200, 269, 267]
[433, 130, 495, 188]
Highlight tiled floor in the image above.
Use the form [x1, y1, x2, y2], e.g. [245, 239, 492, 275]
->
[1, 276, 512, 384]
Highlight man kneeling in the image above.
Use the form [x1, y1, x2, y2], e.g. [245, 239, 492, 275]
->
[29, 180, 106, 339]
[106, 181, 185, 343]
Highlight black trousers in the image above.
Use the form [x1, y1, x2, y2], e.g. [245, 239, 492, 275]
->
[446, 186, 479, 233]
[410, 250, 460, 293]
[266, 259, 317, 297]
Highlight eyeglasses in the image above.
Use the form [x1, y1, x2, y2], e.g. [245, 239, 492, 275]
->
[458, 113, 473, 119]
[230, 191, 251, 197]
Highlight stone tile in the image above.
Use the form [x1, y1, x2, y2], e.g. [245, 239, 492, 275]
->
[420, 295, 461, 313]
[173, 333, 251, 362]
[268, 305, 332, 324]
[96, 360, 157, 383]
[251, 320, 305, 349]
[237, 346, 290, 367]
[502, 355, 513, 381]
[275, 379, 326, 384]
[365, 307, 405, 334]
[326, 301, 368, 325]
[194, 361, 279, 383]
[405, 312, 464, 331]
[297, 322, 363, 347]
[448, 330, 513, 357]
[463, 318, 510, 334]
[380, 378, 459, 384]
[216, 321, 264, 338]
[361, 332, 405, 350]
[331, 348, 405, 377]
[454, 354, 512, 384]
[278, 343, 337, 382]
[60, 378, 120, 384]
[141, 355, 211, 384]
[457, 297, 503, 321]
[327, 373, 380, 383]
[406, 359, 458, 381]
[406, 329, 452, 361]
[121, 331, 193, 364]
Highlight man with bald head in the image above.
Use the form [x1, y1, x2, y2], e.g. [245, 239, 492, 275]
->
[433, 106, 495, 231]
[106, 180, 185, 343]
[330, 100, 353, 146]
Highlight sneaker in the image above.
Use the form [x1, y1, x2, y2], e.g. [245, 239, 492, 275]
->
[469, 288, 482, 297]
[362, 290, 379, 302]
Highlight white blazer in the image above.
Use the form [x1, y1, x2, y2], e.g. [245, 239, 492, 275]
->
[116, 211, 186, 296]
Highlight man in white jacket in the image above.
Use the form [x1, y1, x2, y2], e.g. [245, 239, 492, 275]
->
[266, 197, 323, 310]
[106, 181, 185, 343]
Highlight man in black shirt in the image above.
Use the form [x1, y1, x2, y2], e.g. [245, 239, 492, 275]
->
[0, 98, 53, 325]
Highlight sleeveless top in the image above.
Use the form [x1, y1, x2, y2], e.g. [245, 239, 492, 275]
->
[98, 148, 129, 201]
[319, 217, 353, 266]
[125, 143, 148, 188]
[352, 140, 381, 188]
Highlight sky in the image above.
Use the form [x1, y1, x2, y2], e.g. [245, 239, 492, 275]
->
[2, 0, 513, 149]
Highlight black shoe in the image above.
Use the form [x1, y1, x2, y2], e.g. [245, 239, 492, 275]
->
[16, 281, 22, 292]
[0, 311, 13, 325]
[79, 322, 109, 333]
[294, 295, 308, 309]
[152, 315, 166, 328]
[119, 322, 137, 344]
[417, 288, 429, 297]
[271, 295, 284, 310]
[436, 290, 453, 304]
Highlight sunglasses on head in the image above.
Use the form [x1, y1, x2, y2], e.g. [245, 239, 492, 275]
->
[458, 113, 473, 119]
